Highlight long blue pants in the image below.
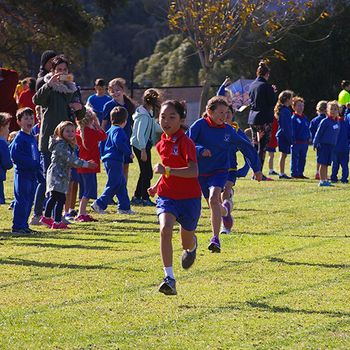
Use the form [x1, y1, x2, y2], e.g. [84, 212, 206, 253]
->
[331, 151, 349, 183]
[0, 181, 4, 204]
[291, 144, 308, 177]
[96, 160, 130, 211]
[13, 173, 36, 229]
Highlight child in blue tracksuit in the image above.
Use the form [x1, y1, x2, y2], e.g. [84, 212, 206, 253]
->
[275, 90, 294, 179]
[0, 113, 13, 204]
[291, 96, 311, 179]
[92, 106, 134, 215]
[10, 108, 44, 234]
[313, 101, 340, 187]
[187, 96, 262, 253]
[331, 114, 350, 183]
[309, 101, 327, 180]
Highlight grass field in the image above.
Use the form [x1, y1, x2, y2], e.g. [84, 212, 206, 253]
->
[0, 149, 349, 349]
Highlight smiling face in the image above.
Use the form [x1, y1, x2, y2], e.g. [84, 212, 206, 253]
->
[108, 84, 124, 100]
[207, 104, 229, 125]
[18, 112, 34, 134]
[159, 104, 183, 136]
[293, 100, 304, 115]
[327, 103, 339, 118]
[62, 124, 76, 143]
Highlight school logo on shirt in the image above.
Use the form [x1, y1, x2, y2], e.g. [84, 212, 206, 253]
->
[172, 145, 179, 156]
[224, 134, 230, 142]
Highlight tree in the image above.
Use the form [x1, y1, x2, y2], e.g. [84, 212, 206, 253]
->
[168, 0, 326, 113]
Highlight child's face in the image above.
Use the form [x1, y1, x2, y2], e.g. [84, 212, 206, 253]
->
[207, 104, 228, 125]
[54, 62, 68, 76]
[285, 98, 292, 107]
[294, 101, 304, 115]
[225, 108, 233, 123]
[108, 85, 124, 100]
[328, 104, 339, 118]
[0, 123, 9, 139]
[95, 85, 105, 95]
[159, 105, 183, 136]
[18, 113, 34, 134]
[62, 125, 76, 142]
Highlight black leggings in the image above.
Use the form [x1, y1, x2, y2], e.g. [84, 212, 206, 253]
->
[133, 146, 153, 200]
[44, 191, 66, 223]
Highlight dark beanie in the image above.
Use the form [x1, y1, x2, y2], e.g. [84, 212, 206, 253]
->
[40, 50, 57, 68]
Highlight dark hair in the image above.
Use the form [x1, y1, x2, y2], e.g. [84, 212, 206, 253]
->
[341, 80, 350, 89]
[0, 112, 12, 127]
[16, 107, 34, 121]
[110, 106, 128, 125]
[51, 55, 69, 71]
[143, 88, 161, 109]
[95, 78, 106, 87]
[27, 77, 36, 92]
[205, 96, 229, 113]
[161, 100, 186, 119]
[274, 90, 294, 119]
[256, 60, 270, 77]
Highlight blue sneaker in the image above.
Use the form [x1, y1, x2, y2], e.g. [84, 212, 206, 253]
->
[142, 199, 156, 207]
[208, 235, 221, 253]
[130, 197, 143, 206]
[159, 276, 177, 295]
[319, 181, 333, 187]
[182, 235, 197, 269]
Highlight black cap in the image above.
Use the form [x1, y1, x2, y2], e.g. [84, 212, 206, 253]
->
[40, 50, 57, 68]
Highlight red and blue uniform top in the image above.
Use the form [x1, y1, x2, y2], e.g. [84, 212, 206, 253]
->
[156, 128, 201, 200]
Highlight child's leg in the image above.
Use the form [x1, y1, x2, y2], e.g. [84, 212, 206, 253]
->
[331, 153, 339, 182]
[96, 162, 119, 209]
[13, 174, 33, 230]
[208, 186, 226, 237]
[299, 144, 308, 176]
[290, 145, 299, 177]
[222, 181, 234, 203]
[159, 212, 176, 273]
[279, 152, 287, 174]
[52, 191, 66, 223]
[268, 151, 274, 171]
[180, 227, 196, 251]
[340, 152, 349, 182]
[123, 163, 129, 183]
[116, 176, 131, 211]
[78, 197, 89, 216]
[0, 181, 5, 204]
[320, 164, 328, 181]
[44, 194, 57, 218]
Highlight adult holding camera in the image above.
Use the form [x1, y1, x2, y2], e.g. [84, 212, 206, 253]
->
[31, 55, 85, 224]
[248, 60, 277, 180]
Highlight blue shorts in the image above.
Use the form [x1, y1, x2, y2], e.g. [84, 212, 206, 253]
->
[278, 140, 291, 154]
[70, 168, 80, 182]
[317, 144, 334, 166]
[266, 147, 276, 153]
[227, 170, 237, 185]
[198, 171, 228, 199]
[79, 173, 98, 199]
[156, 196, 201, 231]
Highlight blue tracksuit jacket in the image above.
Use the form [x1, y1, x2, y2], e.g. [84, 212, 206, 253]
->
[309, 114, 326, 140]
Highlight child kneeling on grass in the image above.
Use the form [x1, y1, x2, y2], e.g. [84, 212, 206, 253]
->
[148, 100, 201, 296]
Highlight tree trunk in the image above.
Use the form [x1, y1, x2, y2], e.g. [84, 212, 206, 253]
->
[199, 67, 213, 116]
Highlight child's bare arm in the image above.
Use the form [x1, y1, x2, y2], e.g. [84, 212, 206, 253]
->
[153, 160, 198, 179]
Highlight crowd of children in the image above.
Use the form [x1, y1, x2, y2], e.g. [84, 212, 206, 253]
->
[2, 55, 350, 296]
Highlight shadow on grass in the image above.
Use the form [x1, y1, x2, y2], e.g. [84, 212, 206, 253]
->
[0, 257, 115, 270]
[268, 257, 350, 269]
[246, 300, 350, 317]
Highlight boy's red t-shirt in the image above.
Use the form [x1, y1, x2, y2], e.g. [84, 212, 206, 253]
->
[76, 126, 107, 173]
[156, 129, 201, 200]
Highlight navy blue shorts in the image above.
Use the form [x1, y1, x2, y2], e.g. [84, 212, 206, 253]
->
[198, 172, 228, 199]
[156, 196, 201, 231]
[278, 140, 291, 154]
[226, 170, 237, 184]
[317, 144, 334, 166]
[70, 168, 80, 182]
[79, 173, 98, 199]
[266, 147, 276, 153]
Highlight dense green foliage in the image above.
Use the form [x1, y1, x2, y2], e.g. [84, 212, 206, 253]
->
[1, 150, 349, 349]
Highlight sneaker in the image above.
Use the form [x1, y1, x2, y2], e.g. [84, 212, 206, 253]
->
[279, 174, 291, 179]
[11, 228, 34, 236]
[39, 216, 54, 228]
[142, 199, 156, 207]
[222, 199, 233, 230]
[319, 181, 333, 187]
[51, 221, 69, 229]
[220, 225, 231, 234]
[159, 276, 177, 295]
[25, 228, 38, 234]
[75, 214, 96, 222]
[208, 235, 221, 253]
[62, 216, 72, 225]
[182, 235, 197, 269]
[117, 209, 136, 215]
[130, 197, 143, 206]
[65, 210, 78, 218]
[268, 170, 278, 175]
[91, 201, 107, 214]
[315, 173, 320, 180]
[30, 215, 42, 226]
[300, 175, 309, 179]
[341, 180, 348, 184]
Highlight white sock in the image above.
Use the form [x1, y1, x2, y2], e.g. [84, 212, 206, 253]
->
[164, 266, 175, 279]
[279, 172, 285, 176]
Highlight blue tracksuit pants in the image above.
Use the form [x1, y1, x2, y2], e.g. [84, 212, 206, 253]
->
[0, 181, 5, 204]
[96, 160, 130, 211]
[291, 144, 308, 177]
[331, 151, 349, 183]
[13, 173, 36, 229]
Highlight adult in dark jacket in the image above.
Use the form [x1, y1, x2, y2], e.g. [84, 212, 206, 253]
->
[248, 61, 277, 175]
[35, 50, 57, 92]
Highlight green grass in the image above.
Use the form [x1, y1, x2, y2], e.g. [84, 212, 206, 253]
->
[0, 148, 349, 349]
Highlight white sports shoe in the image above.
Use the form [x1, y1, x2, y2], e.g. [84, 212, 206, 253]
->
[91, 201, 107, 214]
[220, 225, 231, 234]
[118, 209, 136, 215]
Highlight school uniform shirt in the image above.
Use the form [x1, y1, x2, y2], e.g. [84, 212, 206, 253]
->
[0, 136, 13, 181]
[187, 117, 260, 176]
[10, 131, 42, 181]
[76, 126, 107, 173]
[86, 94, 112, 123]
[101, 125, 132, 163]
[267, 117, 278, 149]
[291, 114, 311, 144]
[334, 117, 350, 153]
[313, 116, 340, 147]
[156, 129, 201, 200]
[309, 114, 326, 140]
[276, 106, 293, 144]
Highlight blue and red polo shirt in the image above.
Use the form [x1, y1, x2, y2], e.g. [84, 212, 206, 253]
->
[156, 128, 201, 200]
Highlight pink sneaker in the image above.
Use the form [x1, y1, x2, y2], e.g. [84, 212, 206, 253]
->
[75, 214, 98, 222]
[39, 216, 54, 228]
[315, 173, 320, 180]
[51, 221, 69, 229]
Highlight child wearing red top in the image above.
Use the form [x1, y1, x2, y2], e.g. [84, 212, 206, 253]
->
[76, 108, 107, 221]
[266, 117, 278, 175]
[148, 100, 201, 296]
